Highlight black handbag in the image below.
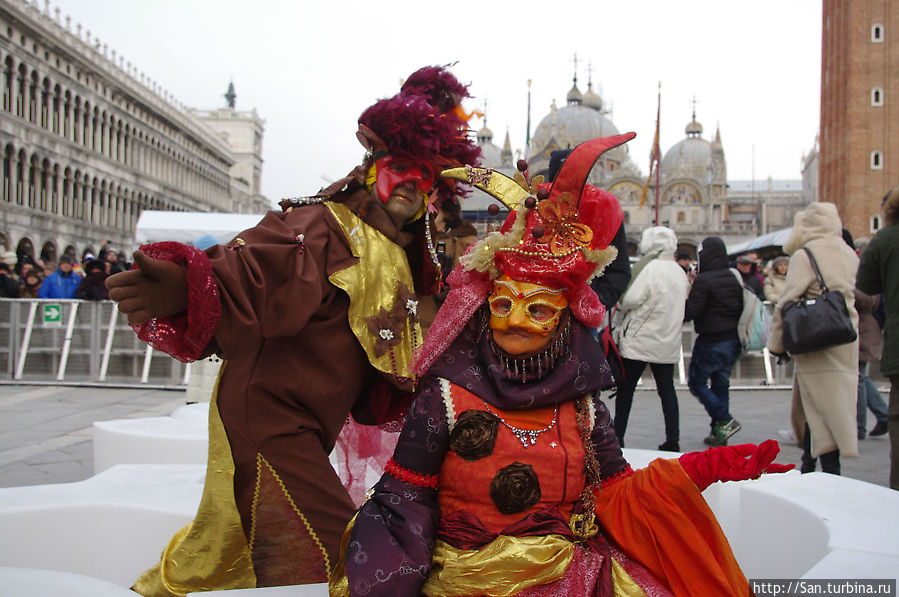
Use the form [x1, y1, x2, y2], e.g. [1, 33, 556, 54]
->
[781, 247, 857, 354]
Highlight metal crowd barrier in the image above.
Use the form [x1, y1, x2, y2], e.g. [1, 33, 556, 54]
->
[0, 298, 188, 388]
[0, 297, 807, 390]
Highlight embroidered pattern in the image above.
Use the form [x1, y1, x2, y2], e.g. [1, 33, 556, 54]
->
[466, 164, 493, 187]
[537, 191, 594, 254]
[440, 378, 456, 432]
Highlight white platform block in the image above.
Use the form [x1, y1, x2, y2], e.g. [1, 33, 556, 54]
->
[0, 464, 204, 587]
[92, 403, 210, 473]
[189, 583, 328, 596]
[0, 566, 138, 597]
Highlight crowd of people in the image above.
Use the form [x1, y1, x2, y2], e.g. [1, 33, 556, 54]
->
[640, 207, 895, 483]
[0, 242, 127, 301]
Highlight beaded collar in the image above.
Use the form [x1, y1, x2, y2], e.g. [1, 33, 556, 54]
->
[488, 313, 571, 384]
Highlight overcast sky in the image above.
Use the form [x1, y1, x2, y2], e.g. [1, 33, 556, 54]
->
[48, 0, 822, 207]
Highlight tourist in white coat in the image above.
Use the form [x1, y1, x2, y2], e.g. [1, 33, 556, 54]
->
[613, 226, 689, 451]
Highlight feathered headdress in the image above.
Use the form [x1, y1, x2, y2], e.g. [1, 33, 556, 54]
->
[357, 91, 480, 206]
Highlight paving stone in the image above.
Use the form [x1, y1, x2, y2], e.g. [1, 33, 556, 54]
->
[0, 384, 890, 490]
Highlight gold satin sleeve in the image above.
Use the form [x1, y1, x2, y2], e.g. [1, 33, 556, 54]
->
[132, 362, 257, 596]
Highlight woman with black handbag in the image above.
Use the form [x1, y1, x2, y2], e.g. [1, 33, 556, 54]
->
[767, 202, 860, 475]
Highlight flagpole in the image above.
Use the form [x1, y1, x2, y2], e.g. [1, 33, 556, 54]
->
[525, 79, 532, 150]
[654, 82, 661, 226]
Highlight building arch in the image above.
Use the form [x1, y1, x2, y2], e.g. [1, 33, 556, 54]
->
[3, 55, 13, 112]
[3, 143, 14, 202]
[15, 237, 35, 263]
[39, 157, 50, 211]
[40, 75, 50, 128]
[40, 240, 57, 264]
[16, 62, 26, 117]
[27, 152, 39, 208]
[28, 69, 38, 123]
[62, 166, 72, 216]
[52, 82, 62, 133]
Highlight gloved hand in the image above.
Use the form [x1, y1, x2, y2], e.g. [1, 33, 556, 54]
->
[678, 439, 795, 491]
[770, 351, 792, 365]
[106, 250, 189, 325]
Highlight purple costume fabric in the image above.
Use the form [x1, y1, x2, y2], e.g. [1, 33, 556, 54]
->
[344, 315, 628, 596]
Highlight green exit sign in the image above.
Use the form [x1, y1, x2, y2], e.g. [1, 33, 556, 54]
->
[43, 303, 62, 326]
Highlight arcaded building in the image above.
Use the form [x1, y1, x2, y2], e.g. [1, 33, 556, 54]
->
[0, 0, 268, 265]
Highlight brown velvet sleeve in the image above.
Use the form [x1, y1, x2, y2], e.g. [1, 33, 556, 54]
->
[205, 205, 356, 361]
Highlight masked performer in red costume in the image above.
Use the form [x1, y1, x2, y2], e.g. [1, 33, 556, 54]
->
[105, 67, 480, 596]
[330, 134, 793, 596]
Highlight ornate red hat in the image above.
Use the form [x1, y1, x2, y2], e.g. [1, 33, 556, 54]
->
[414, 133, 634, 375]
[449, 134, 631, 313]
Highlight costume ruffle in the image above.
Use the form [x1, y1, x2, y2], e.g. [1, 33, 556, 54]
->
[131, 242, 220, 363]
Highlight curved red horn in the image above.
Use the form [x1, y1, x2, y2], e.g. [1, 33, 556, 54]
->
[549, 132, 637, 206]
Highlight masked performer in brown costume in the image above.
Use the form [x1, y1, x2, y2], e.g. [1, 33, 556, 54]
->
[105, 67, 480, 595]
[330, 134, 794, 597]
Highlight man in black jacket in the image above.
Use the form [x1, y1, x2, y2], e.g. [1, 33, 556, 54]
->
[735, 254, 764, 299]
[684, 236, 744, 446]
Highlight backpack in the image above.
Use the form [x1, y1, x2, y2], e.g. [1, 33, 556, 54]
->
[730, 269, 771, 352]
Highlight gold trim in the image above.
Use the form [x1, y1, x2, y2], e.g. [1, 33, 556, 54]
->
[250, 453, 332, 578]
[423, 534, 573, 596]
[327, 511, 359, 597]
[611, 557, 650, 596]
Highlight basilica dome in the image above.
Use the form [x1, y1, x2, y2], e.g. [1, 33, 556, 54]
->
[477, 124, 504, 168]
[527, 95, 624, 178]
[660, 117, 712, 183]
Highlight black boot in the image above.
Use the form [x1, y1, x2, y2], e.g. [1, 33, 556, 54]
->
[819, 450, 841, 475]
[800, 423, 817, 473]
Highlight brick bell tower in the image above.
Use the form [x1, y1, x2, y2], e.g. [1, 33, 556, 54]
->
[819, 0, 899, 240]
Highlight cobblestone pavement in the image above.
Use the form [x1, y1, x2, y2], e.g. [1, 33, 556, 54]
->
[0, 382, 891, 489]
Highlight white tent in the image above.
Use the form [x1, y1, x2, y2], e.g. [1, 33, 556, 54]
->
[134, 211, 266, 246]
[726, 227, 793, 256]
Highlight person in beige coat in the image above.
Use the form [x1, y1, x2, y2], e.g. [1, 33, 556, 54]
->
[763, 256, 789, 303]
[767, 202, 859, 475]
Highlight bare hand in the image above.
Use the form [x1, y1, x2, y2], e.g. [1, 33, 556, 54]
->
[106, 251, 189, 325]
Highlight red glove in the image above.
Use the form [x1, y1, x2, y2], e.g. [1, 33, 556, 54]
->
[678, 440, 795, 491]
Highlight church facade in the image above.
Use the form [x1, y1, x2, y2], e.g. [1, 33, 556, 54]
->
[473, 72, 812, 258]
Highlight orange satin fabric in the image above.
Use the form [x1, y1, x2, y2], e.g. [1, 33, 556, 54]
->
[595, 458, 751, 597]
[438, 383, 586, 533]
